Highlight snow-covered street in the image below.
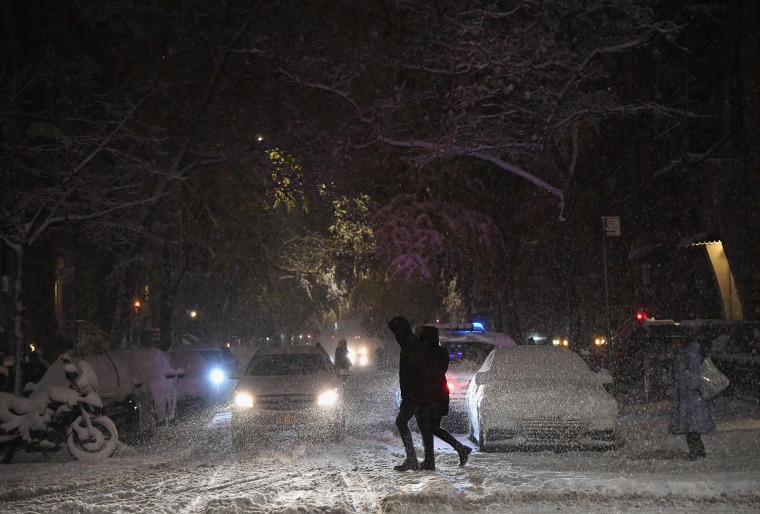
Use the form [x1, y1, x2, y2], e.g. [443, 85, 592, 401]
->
[1, 368, 759, 513]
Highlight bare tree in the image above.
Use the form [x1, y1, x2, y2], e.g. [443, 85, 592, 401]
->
[274, 0, 679, 221]
[0, 64, 165, 392]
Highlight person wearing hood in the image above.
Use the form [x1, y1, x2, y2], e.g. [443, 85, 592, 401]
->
[419, 326, 472, 469]
[387, 316, 435, 471]
[334, 339, 351, 371]
[668, 336, 716, 460]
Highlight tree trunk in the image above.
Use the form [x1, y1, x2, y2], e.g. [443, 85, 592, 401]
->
[12, 245, 24, 395]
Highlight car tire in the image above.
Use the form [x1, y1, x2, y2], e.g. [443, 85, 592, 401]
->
[477, 415, 488, 453]
[137, 397, 156, 440]
[331, 415, 346, 442]
[0, 445, 15, 464]
[231, 421, 248, 450]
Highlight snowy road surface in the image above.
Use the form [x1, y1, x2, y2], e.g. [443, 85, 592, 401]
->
[1, 368, 759, 513]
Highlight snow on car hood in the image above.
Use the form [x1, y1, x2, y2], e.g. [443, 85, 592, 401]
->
[481, 381, 617, 419]
[236, 372, 340, 396]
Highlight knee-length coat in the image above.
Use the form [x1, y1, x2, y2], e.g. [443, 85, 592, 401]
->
[669, 341, 716, 434]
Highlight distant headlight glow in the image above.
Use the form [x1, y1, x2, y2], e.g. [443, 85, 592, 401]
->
[234, 391, 254, 408]
[209, 368, 226, 385]
[317, 389, 339, 406]
[358, 355, 369, 366]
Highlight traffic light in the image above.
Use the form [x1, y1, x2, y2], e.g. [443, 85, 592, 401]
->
[635, 310, 647, 324]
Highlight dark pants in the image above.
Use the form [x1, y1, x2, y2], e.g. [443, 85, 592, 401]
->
[396, 399, 434, 463]
[686, 432, 705, 457]
[430, 413, 463, 452]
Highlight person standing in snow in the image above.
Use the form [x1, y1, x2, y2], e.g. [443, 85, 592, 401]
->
[334, 339, 351, 371]
[667, 336, 716, 460]
[387, 316, 435, 471]
[419, 326, 471, 469]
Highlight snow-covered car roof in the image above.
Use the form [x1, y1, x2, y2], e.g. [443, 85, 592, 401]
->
[486, 345, 597, 383]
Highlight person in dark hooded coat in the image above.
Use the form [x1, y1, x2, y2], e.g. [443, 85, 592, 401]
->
[387, 316, 435, 471]
[419, 326, 472, 469]
[334, 339, 351, 371]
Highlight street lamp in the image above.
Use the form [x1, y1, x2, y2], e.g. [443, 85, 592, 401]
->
[189, 309, 197, 319]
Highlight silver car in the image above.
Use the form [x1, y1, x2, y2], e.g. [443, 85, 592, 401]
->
[231, 345, 346, 444]
[467, 345, 619, 451]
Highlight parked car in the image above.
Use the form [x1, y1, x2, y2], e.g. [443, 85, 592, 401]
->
[231, 345, 346, 444]
[108, 347, 184, 425]
[170, 347, 239, 410]
[467, 345, 618, 452]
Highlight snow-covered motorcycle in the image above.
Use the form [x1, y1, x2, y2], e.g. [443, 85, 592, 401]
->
[0, 355, 118, 463]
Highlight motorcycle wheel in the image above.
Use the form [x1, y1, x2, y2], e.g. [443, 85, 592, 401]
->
[67, 415, 119, 462]
[0, 445, 15, 464]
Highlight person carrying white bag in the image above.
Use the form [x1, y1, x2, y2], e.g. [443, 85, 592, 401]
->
[667, 336, 717, 461]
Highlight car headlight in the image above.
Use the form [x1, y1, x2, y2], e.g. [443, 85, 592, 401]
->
[317, 388, 339, 407]
[209, 368, 226, 385]
[358, 355, 369, 366]
[234, 391, 254, 409]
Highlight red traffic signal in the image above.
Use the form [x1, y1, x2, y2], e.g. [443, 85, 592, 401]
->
[635, 311, 647, 324]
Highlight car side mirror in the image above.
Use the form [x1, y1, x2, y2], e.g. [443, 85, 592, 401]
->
[474, 371, 489, 384]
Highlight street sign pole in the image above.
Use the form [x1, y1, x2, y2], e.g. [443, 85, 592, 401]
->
[602, 216, 620, 368]
[602, 217, 611, 353]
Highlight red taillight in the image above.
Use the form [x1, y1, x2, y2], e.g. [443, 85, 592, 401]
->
[446, 381, 452, 392]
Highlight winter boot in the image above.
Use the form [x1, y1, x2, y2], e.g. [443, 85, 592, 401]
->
[393, 459, 419, 472]
[457, 445, 472, 467]
[419, 459, 435, 471]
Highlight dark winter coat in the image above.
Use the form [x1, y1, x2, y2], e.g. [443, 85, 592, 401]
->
[388, 317, 434, 405]
[334, 344, 351, 370]
[431, 345, 450, 417]
[419, 326, 449, 417]
[668, 341, 717, 434]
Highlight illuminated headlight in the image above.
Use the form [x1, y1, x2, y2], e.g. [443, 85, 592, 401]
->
[234, 391, 254, 409]
[209, 368, 225, 385]
[317, 389, 339, 407]
[358, 355, 369, 366]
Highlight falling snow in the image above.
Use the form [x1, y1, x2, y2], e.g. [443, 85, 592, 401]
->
[1, 368, 759, 513]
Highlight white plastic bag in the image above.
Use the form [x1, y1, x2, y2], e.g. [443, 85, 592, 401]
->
[698, 357, 730, 399]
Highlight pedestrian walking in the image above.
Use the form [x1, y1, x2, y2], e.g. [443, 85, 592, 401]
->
[668, 336, 716, 460]
[334, 339, 351, 371]
[387, 316, 434, 471]
[419, 325, 472, 469]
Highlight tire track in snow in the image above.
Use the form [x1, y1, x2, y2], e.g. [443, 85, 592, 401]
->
[339, 467, 382, 514]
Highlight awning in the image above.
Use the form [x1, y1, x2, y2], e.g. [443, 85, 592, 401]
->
[678, 232, 720, 248]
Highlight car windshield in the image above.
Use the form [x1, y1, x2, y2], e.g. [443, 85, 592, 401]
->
[198, 350, 231, 364]
[443, 341, 495, 370]
[245, 354, 332, 376]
